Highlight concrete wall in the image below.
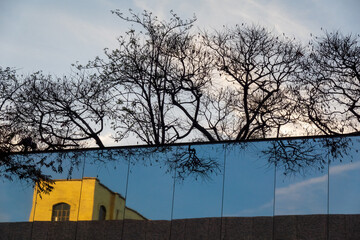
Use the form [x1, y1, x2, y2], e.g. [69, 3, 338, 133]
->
[2, 215, 359, 240]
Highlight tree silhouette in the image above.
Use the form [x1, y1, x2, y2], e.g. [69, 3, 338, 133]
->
[300, 31, 360, 135]
[2, 11, 360, 186]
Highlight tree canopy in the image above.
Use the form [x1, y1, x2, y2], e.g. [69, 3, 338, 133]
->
[1, 10, 359, 186]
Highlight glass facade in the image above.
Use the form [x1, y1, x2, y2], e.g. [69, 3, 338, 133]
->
[1, 136, 359, 239]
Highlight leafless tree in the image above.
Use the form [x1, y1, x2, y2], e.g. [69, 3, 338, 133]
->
[300, 31, 360, 135]
[266, 31, 360, 175]
[200, 25, 304, 140]
[0, 67, 54, 192]
[87, 10, 213, 145]
[9, 71, 111, 150]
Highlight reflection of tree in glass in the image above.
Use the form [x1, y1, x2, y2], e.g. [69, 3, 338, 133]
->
[263, 137, 353, 176]
[167, 145, 220, 181]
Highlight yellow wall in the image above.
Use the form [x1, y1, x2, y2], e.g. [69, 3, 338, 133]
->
[29, 177, 146, 221]
[29, 179, 90, 221]
[77, 178, 97, 220]
[92, 180, 123, 220]
[124, 208, 146, 220]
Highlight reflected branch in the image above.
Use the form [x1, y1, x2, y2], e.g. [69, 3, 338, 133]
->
[263, 137, 353, 176]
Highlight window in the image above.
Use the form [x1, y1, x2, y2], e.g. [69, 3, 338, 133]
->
[52, 203, 70, 221]
[99, 205, 106, 220]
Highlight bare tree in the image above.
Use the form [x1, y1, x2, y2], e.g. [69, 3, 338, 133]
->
[200, 25, 304, 140]
[300, 31, 360, 135]
[88, 10, 213, 145]
[3, 11, 359, 184]
[266, 31, 360, 175]
[0, 67, 55, 192]
[9, 71, 111, 150]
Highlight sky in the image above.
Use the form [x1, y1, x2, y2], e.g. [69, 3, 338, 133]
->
[0, 0, 360, 223]
[1, 0, 360, 76]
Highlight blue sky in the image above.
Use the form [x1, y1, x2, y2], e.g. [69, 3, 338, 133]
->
[1, 0, 359, 76]
[1, 0, 360, 222]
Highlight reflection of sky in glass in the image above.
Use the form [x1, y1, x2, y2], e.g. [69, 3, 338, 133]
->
[274, 139, 329, 215]
[223, 142, 274, 217]
[83, 150, 129, 200]
[0, 180, 33, 222]
[330, 138, 360, 214]
[275, 170, 328, 215]
[125, 151, 174, 220]
[0, 152, 84, 222]
[172, 145, 224, 219]
[1, 137, 360, 222]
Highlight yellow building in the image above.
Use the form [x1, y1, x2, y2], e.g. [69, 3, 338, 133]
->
[29, 177, 146, 221]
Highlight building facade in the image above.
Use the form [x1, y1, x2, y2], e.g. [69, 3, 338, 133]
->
[29, 177, 145, 221]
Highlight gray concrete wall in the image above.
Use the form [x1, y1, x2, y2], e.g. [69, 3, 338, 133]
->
[0, 215, 359, 240]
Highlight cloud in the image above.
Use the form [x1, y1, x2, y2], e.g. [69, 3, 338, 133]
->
[98, 133, 117, 147]
[0, 213, 10, 222]
[330, 161, 360, 174]
[235, 160, 360, 216]
[0, 2, 122, 75]
[234, 200, 274, 216]
[275, 161, 360, 215]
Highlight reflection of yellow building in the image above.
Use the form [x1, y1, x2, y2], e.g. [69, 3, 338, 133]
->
[29, 177, 146, 221]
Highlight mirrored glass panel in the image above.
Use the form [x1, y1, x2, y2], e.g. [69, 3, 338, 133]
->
[274, 138, 329, 240]
[25, 151, 84, 239]
[33, 151, 85, 222]
[0, 154, 37, 223]
[75, 149, 130, 239]
[329, 136, 360, 214]
[222, 142, 274, 239]
[329, 136, 360, 239]
[0, 151, 84, 224]
[123, 146, 175, 239]
[171, 144, 224, 239]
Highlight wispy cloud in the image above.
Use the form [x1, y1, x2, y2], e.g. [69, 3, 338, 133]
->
[235, 161, 360, 216]
[0, 213, 10, 222]
[234, 200, 274, 216]
[275, 161, 360, 215]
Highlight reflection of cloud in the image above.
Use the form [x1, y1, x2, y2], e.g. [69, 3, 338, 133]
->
[275, 161, 360, 215]
[276, 175, 327, 196]
[0, 213, 10, 222]
[330, 161, 360, 175]
[234, 200, 273, 217]
[235, 161, 360, 216]
[277, 161, 360, 196]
